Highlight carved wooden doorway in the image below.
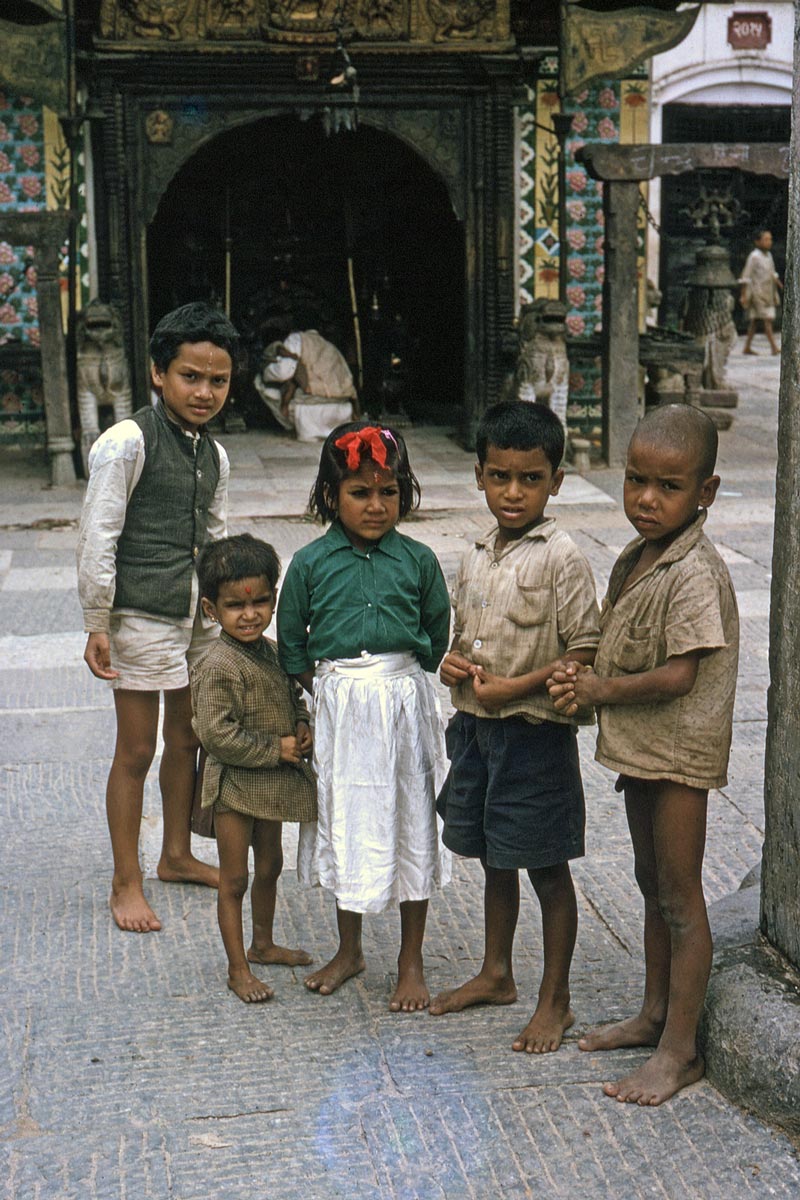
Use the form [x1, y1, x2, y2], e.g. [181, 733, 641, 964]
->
[147, 116, 465, 426]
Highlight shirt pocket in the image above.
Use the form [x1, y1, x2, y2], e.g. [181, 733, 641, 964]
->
[505, 585, 552, 629]
[611, 623, 659, 674]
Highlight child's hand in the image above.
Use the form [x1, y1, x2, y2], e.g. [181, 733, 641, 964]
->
[547, 661, 597, 717]
[280, 735, 302, 764]
[471, 667, 513, 712]
[440, 651, 476, 687]
[295, 721, 313, 757]
[83, 632, 119, 681]
[546, 660, 585, 711]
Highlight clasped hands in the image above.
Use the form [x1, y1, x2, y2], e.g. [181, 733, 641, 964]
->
[280, 720, 313, 765]
[440, 651, 600, 717]
[546, 660, 602, 717]
[439, 651, 514, 712]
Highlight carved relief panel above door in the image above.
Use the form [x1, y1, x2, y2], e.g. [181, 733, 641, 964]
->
[99, 0, 510, 46]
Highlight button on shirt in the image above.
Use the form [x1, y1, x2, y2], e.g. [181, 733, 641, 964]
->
[277, 522, 451, 675]
[451, 518, 600, 724]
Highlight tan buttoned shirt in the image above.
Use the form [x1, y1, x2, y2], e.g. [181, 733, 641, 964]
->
[595, 511, 739, 790]
[450, 518, 600, 725]
[191, 632, 316, 822]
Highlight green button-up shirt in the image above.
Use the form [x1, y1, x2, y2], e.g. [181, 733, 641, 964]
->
[277, 522, 450, 675]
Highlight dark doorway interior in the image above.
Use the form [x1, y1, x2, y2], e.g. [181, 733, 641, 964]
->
[147, 116, 464, 425]
[658, 103, 790, 330]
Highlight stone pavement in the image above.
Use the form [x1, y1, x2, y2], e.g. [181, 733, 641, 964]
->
[1, 344, 799, 1199]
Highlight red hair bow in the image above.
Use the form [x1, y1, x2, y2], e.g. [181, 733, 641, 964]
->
[335, 426, 390, 471]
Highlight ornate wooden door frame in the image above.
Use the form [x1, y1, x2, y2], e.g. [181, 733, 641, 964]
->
[91, 59, 516, 442]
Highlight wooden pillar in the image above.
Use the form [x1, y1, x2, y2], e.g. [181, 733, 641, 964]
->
[37, 215, 78, 484]
[761, 3, 800, 969]
[601, 180, 641, 467]
[462, 98, 484, 450]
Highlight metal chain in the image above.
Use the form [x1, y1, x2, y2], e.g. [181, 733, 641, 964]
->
[638, 186, 661, 235]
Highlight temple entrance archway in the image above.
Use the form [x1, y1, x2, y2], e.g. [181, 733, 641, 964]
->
[147, 116, 465, 425]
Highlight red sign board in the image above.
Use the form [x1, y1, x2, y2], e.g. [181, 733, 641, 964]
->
[728, 12, 772, 50]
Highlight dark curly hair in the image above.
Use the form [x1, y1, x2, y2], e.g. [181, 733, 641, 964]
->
[197, 534, 281, 603]
[149, 302, 240, 372]
[476, 400, 565, 472]
[308, 421, 421, 522]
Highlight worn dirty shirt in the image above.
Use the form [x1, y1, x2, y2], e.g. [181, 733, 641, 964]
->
[277, 521, 450, 675]
[594, 510, 739, 790]
[191, 631, 316, 822]
[450, 517, 600, 725]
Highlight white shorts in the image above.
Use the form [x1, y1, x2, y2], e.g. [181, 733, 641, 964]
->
[108, 609, 218, 691]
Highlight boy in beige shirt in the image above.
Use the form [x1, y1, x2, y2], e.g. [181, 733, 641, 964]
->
[431, 401, 600, 1054]
[549, 403, 738, 1107]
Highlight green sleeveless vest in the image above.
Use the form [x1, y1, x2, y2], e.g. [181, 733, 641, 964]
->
[113, 402, 221, 620]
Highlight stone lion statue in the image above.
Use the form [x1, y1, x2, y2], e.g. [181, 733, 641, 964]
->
[513, 298, 569, 426]
[76, 299, 132, 472]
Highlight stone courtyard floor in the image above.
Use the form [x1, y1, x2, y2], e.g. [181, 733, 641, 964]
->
[1, 344, 798, 1198]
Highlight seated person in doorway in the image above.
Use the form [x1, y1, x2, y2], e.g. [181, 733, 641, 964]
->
[254, 330, 357, 441]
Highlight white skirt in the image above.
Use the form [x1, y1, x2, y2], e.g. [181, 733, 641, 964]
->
[297, 652, 451, 913]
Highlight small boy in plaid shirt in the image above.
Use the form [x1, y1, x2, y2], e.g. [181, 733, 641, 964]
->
[192, 534, 316, 1003]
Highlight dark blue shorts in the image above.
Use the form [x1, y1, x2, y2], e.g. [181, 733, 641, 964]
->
[437, 711, 585, 871]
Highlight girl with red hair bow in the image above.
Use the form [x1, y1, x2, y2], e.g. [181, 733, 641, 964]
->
[277, 422, 452, 1011]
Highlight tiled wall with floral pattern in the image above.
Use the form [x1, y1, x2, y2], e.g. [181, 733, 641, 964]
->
[519, 57, 648, 442]
[0, 89, 85, 445]
[0, 92, 49, 343]
[0, 91, 49, 443]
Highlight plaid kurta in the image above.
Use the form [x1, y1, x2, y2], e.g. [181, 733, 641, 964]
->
[191, 631, 316, 821]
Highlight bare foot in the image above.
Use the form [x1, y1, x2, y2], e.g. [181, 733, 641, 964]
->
[110, 882, 162, 933]
[157, 855, 219, 889]
[578, 1014, 663, 1052]
[743, 347, 757, 355]
[304, 949, 365, 995]
[429, 971, 517, 1016]
[512, 1000, 574, 1053]
[227, 969, 274, 1004]
[248, 944, 313, 968]
[389, 958, 430, 1013]
[603, 1047, 705, 1106]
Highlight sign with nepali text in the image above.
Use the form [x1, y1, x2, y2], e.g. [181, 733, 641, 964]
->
[727, 13, 771, 50]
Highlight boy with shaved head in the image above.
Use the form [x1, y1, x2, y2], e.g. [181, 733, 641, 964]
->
[548, 403, 739, 1106]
